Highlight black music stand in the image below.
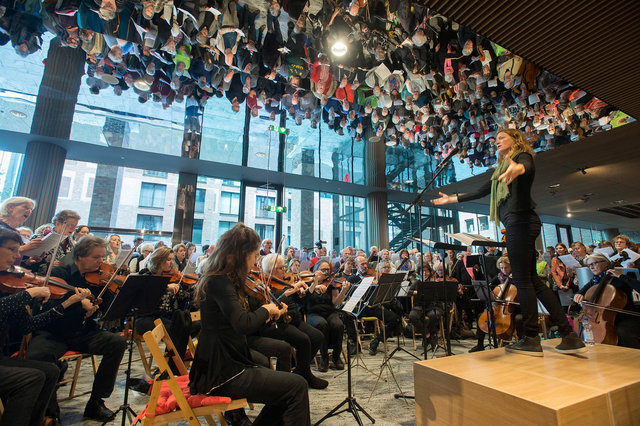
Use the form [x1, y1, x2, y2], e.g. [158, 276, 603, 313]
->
[414, 280, 459, 358]
[314, 279, 376, 426]
[379, 273, 419, 363]
[101, 275, 170, 426]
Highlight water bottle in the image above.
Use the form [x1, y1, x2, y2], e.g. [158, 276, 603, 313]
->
[582, 317, 595, 346]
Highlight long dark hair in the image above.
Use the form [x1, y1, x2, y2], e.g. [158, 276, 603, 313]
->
[193, 223, 260, 306]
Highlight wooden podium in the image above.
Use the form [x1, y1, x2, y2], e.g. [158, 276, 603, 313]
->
[414, 339, 640, 425]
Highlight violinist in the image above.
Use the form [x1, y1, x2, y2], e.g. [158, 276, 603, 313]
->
[304, 259, 350, 372]
[573, 253, 640, 349]
[469, 256, 523, 352]
[189, 223, 310, 426]
[259, 254, 328, 389]
[28, 210, 80, 275]
[135, 247, 196, 372]
[25, 236, 126, 422]
[338, 256, 356, 279]
[433, 128, 585, 356]
[407, 263, 443, 352]
[395, 249, 415, 272]
[368, 246, 380, 264]
[346, 255, 401, 356]
[0, 229, 94, 426]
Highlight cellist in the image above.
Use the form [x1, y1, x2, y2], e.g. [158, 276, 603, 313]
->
[573, 253, 640, 348]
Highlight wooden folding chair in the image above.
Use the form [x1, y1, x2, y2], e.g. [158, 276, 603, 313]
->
[184, 311, 201, 367]
[140, 320, 247, 425]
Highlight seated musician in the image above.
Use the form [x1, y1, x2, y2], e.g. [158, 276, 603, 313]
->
[25, 236, 126, 422]
[260, 254, 328, 389]
[28, 210, 80, 275]
[304, 258, 350, 371]
[135, 247, 197, 374]
[407, 263, 443, 351]
[338, 256, 356, 279]
[469, 256, 523, 352]
[0, 228, 93, 426]
[573, 253, 640, 349]
[346, 255, 402, 356]
[189, 223, 310, 426]
[395, 249, 415, 272]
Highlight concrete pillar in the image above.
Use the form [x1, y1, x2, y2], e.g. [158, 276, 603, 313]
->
[365, 136, 389, 248]
[300, 148, 315, 250]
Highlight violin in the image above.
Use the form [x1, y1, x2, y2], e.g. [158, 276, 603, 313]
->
[478, 277, 519, 340]
[243, 274, 289, 323]
[85, 263, 127, 294]
[572, 273, 626, 345]
[0, 266, 77, 299]
[163, 269, 183, 283]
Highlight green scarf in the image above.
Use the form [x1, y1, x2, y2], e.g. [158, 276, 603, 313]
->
[489, 151, 521, 226]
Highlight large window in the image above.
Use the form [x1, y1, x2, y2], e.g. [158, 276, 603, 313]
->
[192, 219, 203, 244]
[137, 214, 163, 231]
[221, 192, 240, 214]
[255, 196, 276, 219]
[195, 188, 206, 213]
[255, 224, 274, 241]
[139, 183, 166, 208]
[218, 221, 235, 239]
[0, 151, 23, 202]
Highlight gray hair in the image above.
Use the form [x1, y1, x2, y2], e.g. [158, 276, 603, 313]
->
[52, 209, 81, 224]
[0, 196, 36, 218]
[261, 253, 283, 274]
[585, 253, 611, 269]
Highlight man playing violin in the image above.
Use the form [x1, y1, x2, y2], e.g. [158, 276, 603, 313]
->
[260, 254, 328, 389]
[0, 228, 94, 426]
[25, 236, 126, 422]
[573, 253, 640, 349]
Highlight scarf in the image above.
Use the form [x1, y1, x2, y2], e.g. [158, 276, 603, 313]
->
[489, 150, 521, 226]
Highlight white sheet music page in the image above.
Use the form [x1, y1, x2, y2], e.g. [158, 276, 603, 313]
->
[342, 277, 374, 313]
[446, 232, 496, 246]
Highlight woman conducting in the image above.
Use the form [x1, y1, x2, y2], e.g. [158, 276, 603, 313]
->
[432, 128, 586, 356]
[189, 223, 310, 425]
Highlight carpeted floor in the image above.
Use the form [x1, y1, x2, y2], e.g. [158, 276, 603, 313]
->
[58, 334, 477, 425]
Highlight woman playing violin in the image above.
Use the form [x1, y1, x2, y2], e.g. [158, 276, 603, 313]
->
[260, 254, 328, 389]
[135, 247, 197, 374]
[0, 229, 94, 426]
[189, 223, 310, 426]
[305, 259, 350, 371]
[573, 253, 640, 348]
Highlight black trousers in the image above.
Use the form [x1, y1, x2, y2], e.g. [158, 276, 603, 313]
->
[247, 335, 292, 372]
[0, 357, 59, 426]
[26, 328, 126, 401]
[306, 312, 343, 358]
[260, 321, 323, 377]
[503, 211, 572, 337]
[345, 306, 400, 343]
[408, 305, 443, 339]
[616, 315, 640, 349]
[211, 366, 310, 426]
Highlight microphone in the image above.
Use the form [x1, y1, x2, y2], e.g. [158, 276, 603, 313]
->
[436, 147, 460, 169]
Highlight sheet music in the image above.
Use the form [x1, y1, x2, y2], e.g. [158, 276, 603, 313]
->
[114, 250, 132, 266]
[22, 232, 60, 257]
[593, 246, 615, 258]
[558, 254, 581, 269]
[182, 262, 197, 275]
[342, 277, 374, 313]
[446, 232, 497, 246]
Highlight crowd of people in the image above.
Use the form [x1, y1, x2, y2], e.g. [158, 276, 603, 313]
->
[1, 192, 639, 425]
[1, 0, 634, 169]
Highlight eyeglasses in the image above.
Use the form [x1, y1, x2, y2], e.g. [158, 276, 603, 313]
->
[587, 261, 604, 268]
[614, 241, 625, 244]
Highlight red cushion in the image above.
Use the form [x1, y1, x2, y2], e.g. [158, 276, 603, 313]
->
[62, 351, 81, 357]
[149, 375, 231, 415]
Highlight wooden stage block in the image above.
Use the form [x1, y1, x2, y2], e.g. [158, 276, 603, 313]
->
[414, 339, 640, 426]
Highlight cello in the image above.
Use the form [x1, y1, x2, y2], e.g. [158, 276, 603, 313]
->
[478, 278, 519, 340]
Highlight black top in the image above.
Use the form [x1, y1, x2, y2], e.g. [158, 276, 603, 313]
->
[189, 274, 269, 395]
[302, 286, 337, 317]
[457, 152, 537, 220]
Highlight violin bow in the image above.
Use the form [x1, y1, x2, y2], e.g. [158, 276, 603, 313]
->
[42, 223, 68, 289]
[96, 246, 135, 300]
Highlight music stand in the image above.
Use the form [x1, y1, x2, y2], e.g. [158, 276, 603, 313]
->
[366, 273, 413, 401]
[101, 275, 170, 426]
[415, 280, 459, 358]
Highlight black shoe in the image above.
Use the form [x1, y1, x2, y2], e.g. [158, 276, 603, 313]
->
[505, 336, 543, 357]
[347, 340, 358, 356]
[555, 332, 588, 354]
[318, 356, 329, 372]
[127, 377, 152, 394]
[332, 352, 344, 370]
[223, 408, 253, 426]
[369, 339, 379, 356]
[307, 373, 329, 389]
[468, 345, 484, 353]
[83, 398, 115, 422]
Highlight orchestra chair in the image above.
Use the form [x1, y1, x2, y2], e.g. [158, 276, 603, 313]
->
[357, 317, 381, 352]
[184, 311, 201, 368]
[15, 306, 98, 402]
[119, 320, 154, 378]
[410, 295, 429, 351]
[139, 320, 247, 426]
